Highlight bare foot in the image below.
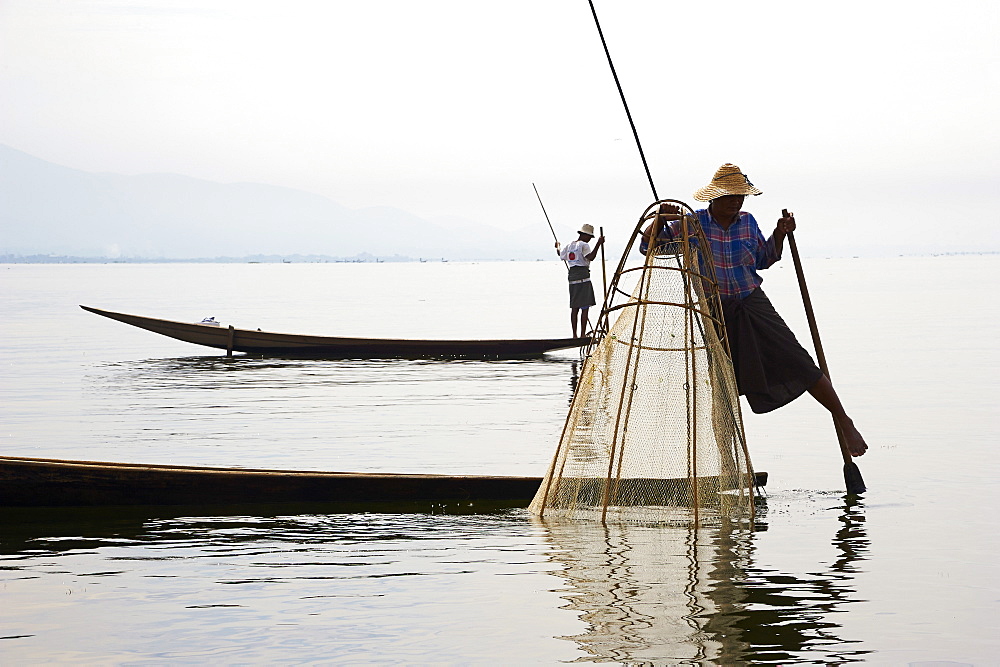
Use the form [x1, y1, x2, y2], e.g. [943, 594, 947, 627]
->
[837, 417, 868, 457]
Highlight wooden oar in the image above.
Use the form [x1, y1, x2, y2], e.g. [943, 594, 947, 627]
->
[783, 210, 866, 494]
[599, 225, 608, 308]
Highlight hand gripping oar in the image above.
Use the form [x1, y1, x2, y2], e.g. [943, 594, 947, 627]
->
[783, 210, 866, 494]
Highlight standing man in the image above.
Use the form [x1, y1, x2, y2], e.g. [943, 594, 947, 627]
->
[641, 163, 868, 457]
[556, 224, 605, 339]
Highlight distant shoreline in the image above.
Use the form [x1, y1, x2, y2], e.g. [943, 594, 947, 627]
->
[0, 253, 542, 264]
[2, 251, 995, 264]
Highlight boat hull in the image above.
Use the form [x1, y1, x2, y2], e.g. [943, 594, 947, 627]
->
[80, 305, 589, 359]
[0, 456, 767, 509]
[0, 457, 542, 507]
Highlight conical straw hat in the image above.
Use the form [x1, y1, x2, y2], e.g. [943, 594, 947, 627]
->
[693, 163, 763, 201]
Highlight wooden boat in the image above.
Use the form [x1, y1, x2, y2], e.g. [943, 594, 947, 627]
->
[80, 305, 588, 359]
[0, 456, 767, 508]
[0, 456, 542, 507]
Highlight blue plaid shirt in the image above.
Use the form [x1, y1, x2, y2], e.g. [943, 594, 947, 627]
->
[640, 208, 781, 299]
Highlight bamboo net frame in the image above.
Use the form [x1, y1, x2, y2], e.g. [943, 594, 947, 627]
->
[529, 200, 756, 526]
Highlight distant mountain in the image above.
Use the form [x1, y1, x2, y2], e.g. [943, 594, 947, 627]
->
[0, 144, 539, 260]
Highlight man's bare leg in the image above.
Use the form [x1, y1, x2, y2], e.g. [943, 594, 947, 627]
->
[570, 308, 580, 338]
[579, 308, 589, 338]
[807, 375, 868, 457]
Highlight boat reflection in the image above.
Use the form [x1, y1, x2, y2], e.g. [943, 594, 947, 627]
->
[0, 501, 525, 558]
[536, 497, 871, 664]
[87, 353, 580, 389]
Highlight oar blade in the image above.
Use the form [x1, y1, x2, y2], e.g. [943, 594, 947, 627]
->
[844, 461, 866, 495]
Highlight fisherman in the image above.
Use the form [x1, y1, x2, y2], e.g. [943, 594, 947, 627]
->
[641, 163, 868, 457]
[556, 224, 605, 338]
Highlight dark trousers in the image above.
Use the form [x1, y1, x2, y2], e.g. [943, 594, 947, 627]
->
[721, 288, 823, 414]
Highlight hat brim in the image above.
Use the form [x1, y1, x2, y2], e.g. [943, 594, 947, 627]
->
[693, 183, 763, 201]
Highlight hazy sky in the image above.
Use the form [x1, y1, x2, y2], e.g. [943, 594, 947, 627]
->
[2, 0, 997, 256]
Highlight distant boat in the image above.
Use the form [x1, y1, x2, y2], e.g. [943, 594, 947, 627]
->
[0, 456, 767, 508]
[80, 305, 589, 359]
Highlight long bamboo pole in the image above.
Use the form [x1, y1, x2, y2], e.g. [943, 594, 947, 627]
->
[532, 183, 568, 270]
[587, 0, 657, 200]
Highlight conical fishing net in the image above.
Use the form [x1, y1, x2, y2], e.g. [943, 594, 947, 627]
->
[529, 200, 757, 525]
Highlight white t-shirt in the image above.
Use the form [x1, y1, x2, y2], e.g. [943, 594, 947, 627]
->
[559, 240, 592, 267]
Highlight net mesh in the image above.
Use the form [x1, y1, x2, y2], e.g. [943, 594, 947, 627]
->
[529, 200, 757, 525]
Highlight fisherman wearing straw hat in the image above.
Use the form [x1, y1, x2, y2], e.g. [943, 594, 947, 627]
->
[556, 224, 605, 338]
[641, 163, 868, 457]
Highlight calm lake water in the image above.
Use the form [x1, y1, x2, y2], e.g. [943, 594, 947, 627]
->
[1, 256, 998, 664]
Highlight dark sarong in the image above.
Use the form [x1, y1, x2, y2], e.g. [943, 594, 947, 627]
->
[721, 288, 822, 414]
[568, 265, 596, 309]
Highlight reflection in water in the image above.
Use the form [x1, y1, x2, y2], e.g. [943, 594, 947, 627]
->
[568, 360, 579, 402]
[82, 353, 587, 399]
[833, 495, 869, 575]
[538, 517, 729, 663]
[0, 508, 579, 663]
[538, 497, 872, 664]
[0, 502, 528, 558]
[713, 498, 870, 664]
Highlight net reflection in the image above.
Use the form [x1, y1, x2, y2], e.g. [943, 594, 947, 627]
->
[536, 517, 752, 663]
[536, 497, 871, 664]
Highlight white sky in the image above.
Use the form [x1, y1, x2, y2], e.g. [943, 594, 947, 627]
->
[2, 0, 998, 256]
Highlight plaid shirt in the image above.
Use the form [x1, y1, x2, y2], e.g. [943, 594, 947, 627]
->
[641, 208, 781, 299]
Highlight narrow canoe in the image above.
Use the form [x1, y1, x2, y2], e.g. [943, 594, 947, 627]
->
[0, 456, 767, 508]
[80, 305, 589, 358]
